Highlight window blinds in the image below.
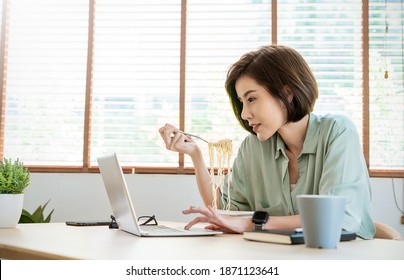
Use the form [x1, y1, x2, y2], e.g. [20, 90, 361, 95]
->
[184, 0, 270, 166]
[278, 0, 363, 135]
[91, 0, 181, 166]
[0, 0, 403, 174]
[369, 0, 404, 170]
[4, 0, 89, 165]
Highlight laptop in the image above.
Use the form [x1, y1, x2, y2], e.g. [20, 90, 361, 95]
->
[97, 153, 222, 237]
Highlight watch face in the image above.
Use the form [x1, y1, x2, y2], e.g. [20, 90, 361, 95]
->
[252, 211, 269, 223]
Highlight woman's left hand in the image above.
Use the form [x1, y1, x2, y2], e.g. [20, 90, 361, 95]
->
[182, 206, 252, 233]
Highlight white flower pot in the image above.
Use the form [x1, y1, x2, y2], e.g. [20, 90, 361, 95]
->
[0, 194, 24, 228]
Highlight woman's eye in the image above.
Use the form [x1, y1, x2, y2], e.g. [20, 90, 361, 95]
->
[247, 97, 255, 103]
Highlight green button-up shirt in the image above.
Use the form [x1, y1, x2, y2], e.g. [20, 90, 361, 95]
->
[220, 113, 375, 239]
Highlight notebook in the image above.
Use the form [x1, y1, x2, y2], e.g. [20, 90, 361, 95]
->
[97, 153, 222, 237]
[243, 228, 357, 245]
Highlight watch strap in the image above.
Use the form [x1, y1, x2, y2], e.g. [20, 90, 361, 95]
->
[253, 223, 265, 231]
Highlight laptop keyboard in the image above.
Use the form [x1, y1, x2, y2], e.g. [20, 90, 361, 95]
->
[140, 225, 184, 233]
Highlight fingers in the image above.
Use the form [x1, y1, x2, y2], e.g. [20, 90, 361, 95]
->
[183, 205, 223, 230]
[159, 124, 177, 148]
[159, 124, 182, 150]
[184, 216, 209, 230]
[205, 224, 221, 231]
[182, 205, 211, 216]
[159, 124, 193, 151]
[183, 206, 209, 230]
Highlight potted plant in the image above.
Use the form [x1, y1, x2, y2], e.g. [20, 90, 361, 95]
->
[0, 158, 30, 228]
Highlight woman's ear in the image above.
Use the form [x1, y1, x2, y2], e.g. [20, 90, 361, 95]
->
[283, 85, 294, 103]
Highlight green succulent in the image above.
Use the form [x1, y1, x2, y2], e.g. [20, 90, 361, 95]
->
[19, 200, 54, 223]
[0, 158, 30, 194]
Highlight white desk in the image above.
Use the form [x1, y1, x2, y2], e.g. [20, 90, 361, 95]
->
[1, 223, 403, 260]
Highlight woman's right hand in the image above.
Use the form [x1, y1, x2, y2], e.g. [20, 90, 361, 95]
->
[158, 123, 199, 156]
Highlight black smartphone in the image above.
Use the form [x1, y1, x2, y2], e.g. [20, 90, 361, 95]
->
[66, 221, 110, 226]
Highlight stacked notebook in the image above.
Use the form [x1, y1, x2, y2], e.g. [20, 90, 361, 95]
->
[243, 228, 357, 245]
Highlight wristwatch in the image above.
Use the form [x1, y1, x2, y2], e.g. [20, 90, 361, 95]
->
[252, 211, 269, 231]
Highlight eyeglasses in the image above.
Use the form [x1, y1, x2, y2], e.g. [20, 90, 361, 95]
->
[108, 214, 158, 229]
[109, 215, 118, 229]
[137, 215, 158, 226]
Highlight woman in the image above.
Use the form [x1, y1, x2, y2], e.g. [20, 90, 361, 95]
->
[159, 45, 375, 239]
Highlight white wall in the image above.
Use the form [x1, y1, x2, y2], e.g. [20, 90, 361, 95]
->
[22, 173, 206, 224]
[22, 173, 404, 236]
[369, 178, 404, 235]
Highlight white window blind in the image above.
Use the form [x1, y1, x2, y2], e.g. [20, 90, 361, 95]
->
[4, 0, 89, 165]
[278, 0, 363, 136]
[369, 0, 404, 170]
[91, 0, 181, 166]
[184, 0, 270, 166]
[0, 0, 403, 175]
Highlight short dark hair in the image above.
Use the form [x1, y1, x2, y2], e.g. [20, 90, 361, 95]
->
[225, 45, 318, 134]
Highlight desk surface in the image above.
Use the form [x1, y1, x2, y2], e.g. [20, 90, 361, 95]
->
[1, 223, 403, 260]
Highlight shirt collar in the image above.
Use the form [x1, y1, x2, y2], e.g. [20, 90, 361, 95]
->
[275, 133, 286, 159]
[275, 113, 319, 159]
[301, 113, 320, 154]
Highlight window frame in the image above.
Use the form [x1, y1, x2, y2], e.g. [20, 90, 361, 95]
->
[0, 0, 402, 178]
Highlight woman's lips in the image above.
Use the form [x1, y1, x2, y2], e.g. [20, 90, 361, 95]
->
[251, 123, 261, 133]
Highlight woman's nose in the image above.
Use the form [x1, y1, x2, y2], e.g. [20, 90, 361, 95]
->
[241, 105, 251, 120]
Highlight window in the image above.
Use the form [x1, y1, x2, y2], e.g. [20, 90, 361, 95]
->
[369, 0, 403, 172]
[91, 0, 182, 166]
[2, 0, 89, 165]
[184, 0, 270, 166]
[278, 0, 363, 132]
[0, 0, 403, 177]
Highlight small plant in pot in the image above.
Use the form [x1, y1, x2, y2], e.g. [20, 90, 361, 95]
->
[0, 158, 30, 228]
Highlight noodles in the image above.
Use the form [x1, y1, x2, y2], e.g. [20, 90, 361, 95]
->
[208, 139, 232, 210]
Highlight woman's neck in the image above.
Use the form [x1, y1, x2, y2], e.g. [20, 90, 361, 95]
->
[278, 114, 309, 156]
